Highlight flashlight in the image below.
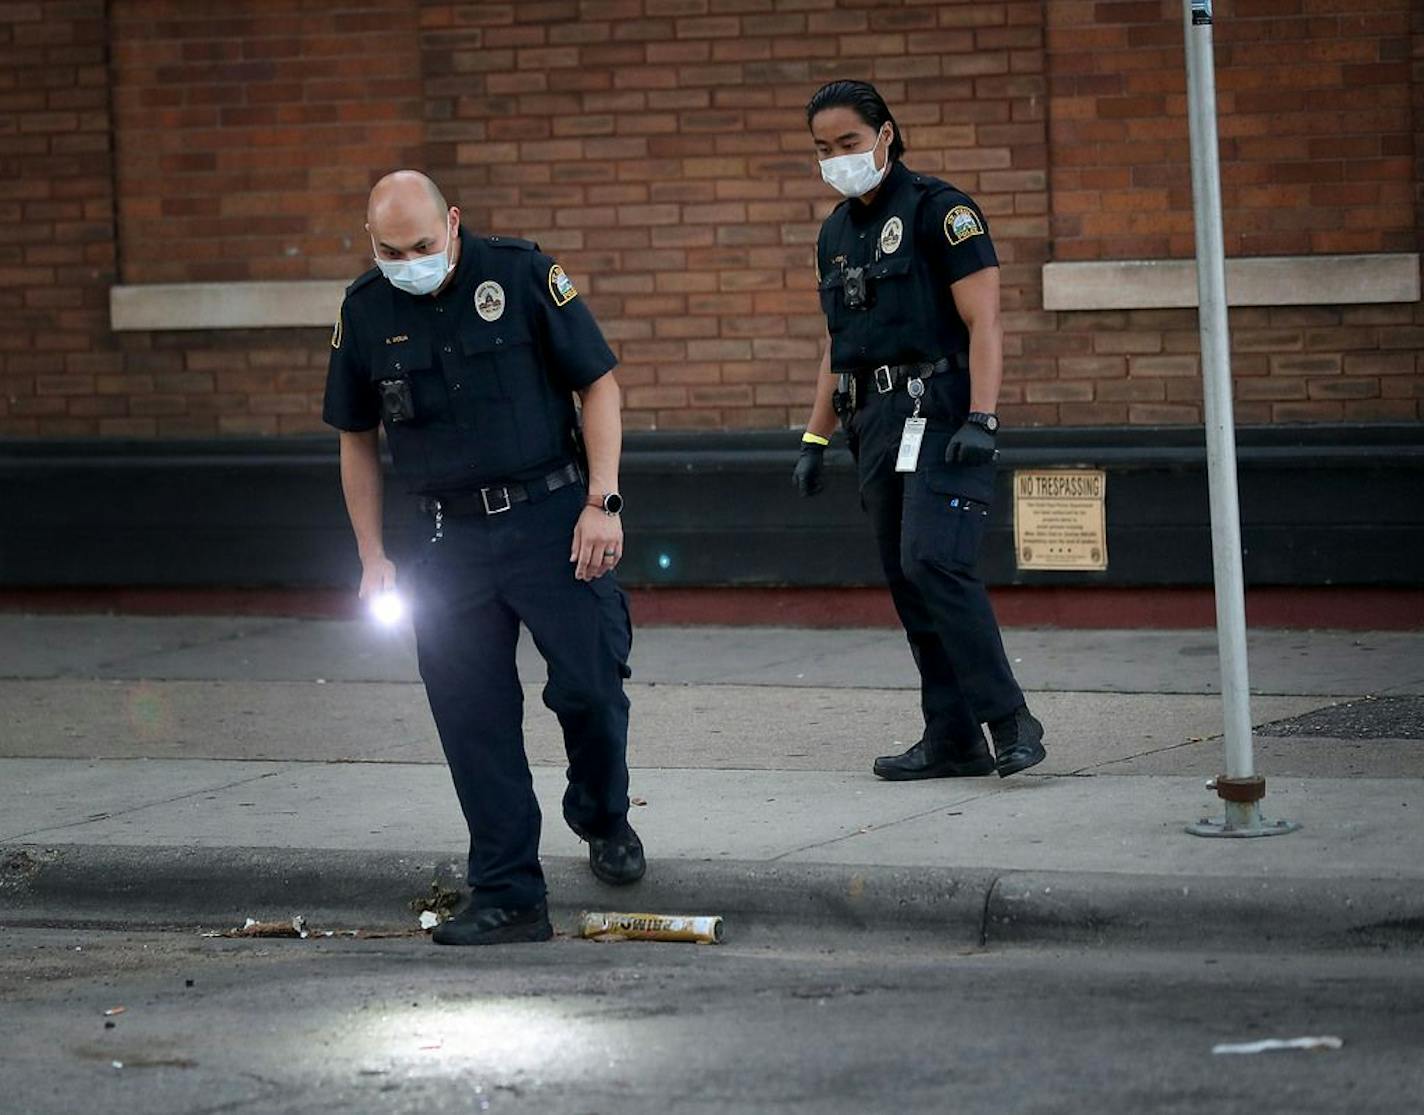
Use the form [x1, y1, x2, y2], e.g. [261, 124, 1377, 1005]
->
[369, 590, 407, 627]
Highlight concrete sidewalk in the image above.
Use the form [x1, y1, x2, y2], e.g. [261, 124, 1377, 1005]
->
[2, 615, 1421, 949]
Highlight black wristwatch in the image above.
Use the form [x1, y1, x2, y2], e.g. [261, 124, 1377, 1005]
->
[588, 491, 624, 516]
[966, 411, 1000, 434]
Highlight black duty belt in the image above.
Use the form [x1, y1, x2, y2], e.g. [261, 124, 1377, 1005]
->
[421, 462, 582, 518]
[837, 355, 965, 414]
[855, 356, 953, 396]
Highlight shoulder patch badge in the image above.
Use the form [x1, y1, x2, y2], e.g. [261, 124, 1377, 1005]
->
[945, 205, 984, 246]
[474, 280, 505, 323]
[330, 317, 343, 350]
[879, 216, 903, 256]
[548, 264, 577, 308]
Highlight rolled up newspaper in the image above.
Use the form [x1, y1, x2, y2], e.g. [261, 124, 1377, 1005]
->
[578, 911, 724, 944]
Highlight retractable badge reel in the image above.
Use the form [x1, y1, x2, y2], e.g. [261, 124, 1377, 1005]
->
[895, 377, 927, 472]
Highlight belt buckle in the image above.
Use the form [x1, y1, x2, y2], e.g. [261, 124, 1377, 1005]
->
[873, 365, 894, 394]
[481, 486, 512, 515]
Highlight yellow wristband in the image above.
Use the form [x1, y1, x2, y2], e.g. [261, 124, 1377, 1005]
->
[801, 432, 830, 447]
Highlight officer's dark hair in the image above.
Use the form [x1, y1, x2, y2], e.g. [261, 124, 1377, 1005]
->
[805, 80, 906, 163]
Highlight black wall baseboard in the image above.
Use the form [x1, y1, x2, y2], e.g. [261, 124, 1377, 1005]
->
[2, 425, 1421, 589]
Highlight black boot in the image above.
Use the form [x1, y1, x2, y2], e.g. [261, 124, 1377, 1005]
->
[576, 819, 646, 885]
[989, 706, 1046, 778]
[873, 733, 997, 781]
[431, 899, 553, 946]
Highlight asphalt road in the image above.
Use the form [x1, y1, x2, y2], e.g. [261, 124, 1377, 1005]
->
[2, 927, 1420, 1115]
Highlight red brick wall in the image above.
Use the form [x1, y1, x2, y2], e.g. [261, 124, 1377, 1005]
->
[0, 0, 115, 437]
[1049, 0, 1416, 261]
[1018, 0, 1424, 427]
[420, 0, 1048, 431]
[111, 0, 425, 283]
[0, 0, 1419, 438]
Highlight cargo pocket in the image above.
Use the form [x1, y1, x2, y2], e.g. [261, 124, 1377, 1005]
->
[589, 572, 633, 681]
[904, 441, 996, 574]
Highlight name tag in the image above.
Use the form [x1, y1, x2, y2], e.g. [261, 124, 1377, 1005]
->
[895, 417, 927, 472]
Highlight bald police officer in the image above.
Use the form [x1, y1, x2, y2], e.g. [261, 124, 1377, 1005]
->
[324, 171, 644, 946]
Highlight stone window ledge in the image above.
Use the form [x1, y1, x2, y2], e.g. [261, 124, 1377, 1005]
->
[108, 254, 1422, 329]
[1041, 253, 1419, 312]
[109, 281, 348, 331]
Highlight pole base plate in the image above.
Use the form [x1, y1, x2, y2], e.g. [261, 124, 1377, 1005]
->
[1186, 817, 1301, 839]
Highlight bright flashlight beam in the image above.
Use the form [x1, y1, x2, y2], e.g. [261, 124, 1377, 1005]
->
[369, 591, 406, 627]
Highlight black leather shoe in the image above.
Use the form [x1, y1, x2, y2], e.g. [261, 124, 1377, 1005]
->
[430, 899, 553, 946]
[990, 706, 1046, 778]
[580, 820, 646, 886]
[872, 736, 997, 781]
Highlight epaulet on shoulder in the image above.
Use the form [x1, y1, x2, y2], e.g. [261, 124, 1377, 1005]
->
[487, 235, 538, 252]
[909, 172, 959, 197]
[345, 266, 382, 298]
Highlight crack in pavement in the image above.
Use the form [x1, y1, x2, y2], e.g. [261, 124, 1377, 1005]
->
[81, 619, 295, 679]
[764, 786, 1006, 862]
[0, 767, 283, 843]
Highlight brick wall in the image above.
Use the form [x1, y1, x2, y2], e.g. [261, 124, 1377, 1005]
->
[0, 0, 115, 437]
[1049, 0, 1416, 261]
[1018, 0, 1424, 427]
[0, 0, 1419, 438]
[420, 0, 1048, 431]
[111, 0, 425, 283]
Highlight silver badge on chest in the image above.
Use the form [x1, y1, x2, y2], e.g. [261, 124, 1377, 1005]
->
[879, 215, 903, 256]
[474, 280, 505, 322]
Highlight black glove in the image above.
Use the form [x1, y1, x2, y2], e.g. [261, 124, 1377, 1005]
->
[945, 421, 998, 465]
[793, 442, 826, 497]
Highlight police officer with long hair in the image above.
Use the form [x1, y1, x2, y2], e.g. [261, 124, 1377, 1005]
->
[794, 81, 1046, 781]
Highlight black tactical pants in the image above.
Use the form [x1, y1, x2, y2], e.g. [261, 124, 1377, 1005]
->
[409, 482, 633, 909]
[850, 376, 1024, 751]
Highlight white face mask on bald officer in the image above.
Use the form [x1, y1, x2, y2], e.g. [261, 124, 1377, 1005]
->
[819, 125, 891, 199]
[371, 211, 457, 296]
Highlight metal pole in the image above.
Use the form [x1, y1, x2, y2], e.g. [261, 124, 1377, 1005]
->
[1180, 0, 1297, 838]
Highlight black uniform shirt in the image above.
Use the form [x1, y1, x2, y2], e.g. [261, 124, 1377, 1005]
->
[816, 161, 998, 373]
[323, 228, 616, 495]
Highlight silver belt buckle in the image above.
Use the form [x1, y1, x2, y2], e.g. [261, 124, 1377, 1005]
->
[481, 486, 512, 515]
[873, 365, 894, 394]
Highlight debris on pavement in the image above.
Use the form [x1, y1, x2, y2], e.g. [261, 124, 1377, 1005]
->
[1212, 1036, 1344, 1055]
[103, 1006, 125, 1017]
[203, 917, 423, 941]
[226, 915, 310, 939]
[630, 796, 648, 807]
[418, 910, 441, 931]
[409, 881, 462, 922]
[579, 911, 724, 944]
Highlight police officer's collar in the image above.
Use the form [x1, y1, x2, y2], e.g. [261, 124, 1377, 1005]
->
[435, 226, 479, 298]
[848, 159, 909, 223]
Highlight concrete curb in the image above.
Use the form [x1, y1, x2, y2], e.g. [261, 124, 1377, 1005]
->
[3, 844, 1421, 951]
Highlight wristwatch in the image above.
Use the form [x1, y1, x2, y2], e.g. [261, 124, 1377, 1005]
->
[966, 411, 1000, 434]
[588, 491, 624, 516]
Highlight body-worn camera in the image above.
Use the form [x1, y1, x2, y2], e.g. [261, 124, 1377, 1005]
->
[377, 376, 417, 424]
[842, 265, 871, 310]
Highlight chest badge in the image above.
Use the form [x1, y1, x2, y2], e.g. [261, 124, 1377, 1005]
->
[879, 216, 903, 256]
[474, 281, 505, 322]
[548, 264, 577, 307]
[945, 205, 985, 246]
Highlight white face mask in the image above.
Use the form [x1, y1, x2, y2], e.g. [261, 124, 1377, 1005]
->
[372, 213, 456, 296]
[819, 127, 890, 199]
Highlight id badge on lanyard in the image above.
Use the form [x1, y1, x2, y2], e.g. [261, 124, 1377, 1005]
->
[895, 377, 927, 473]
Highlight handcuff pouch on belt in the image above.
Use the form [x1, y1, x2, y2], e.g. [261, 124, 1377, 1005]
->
[377, 376, 416, 425]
